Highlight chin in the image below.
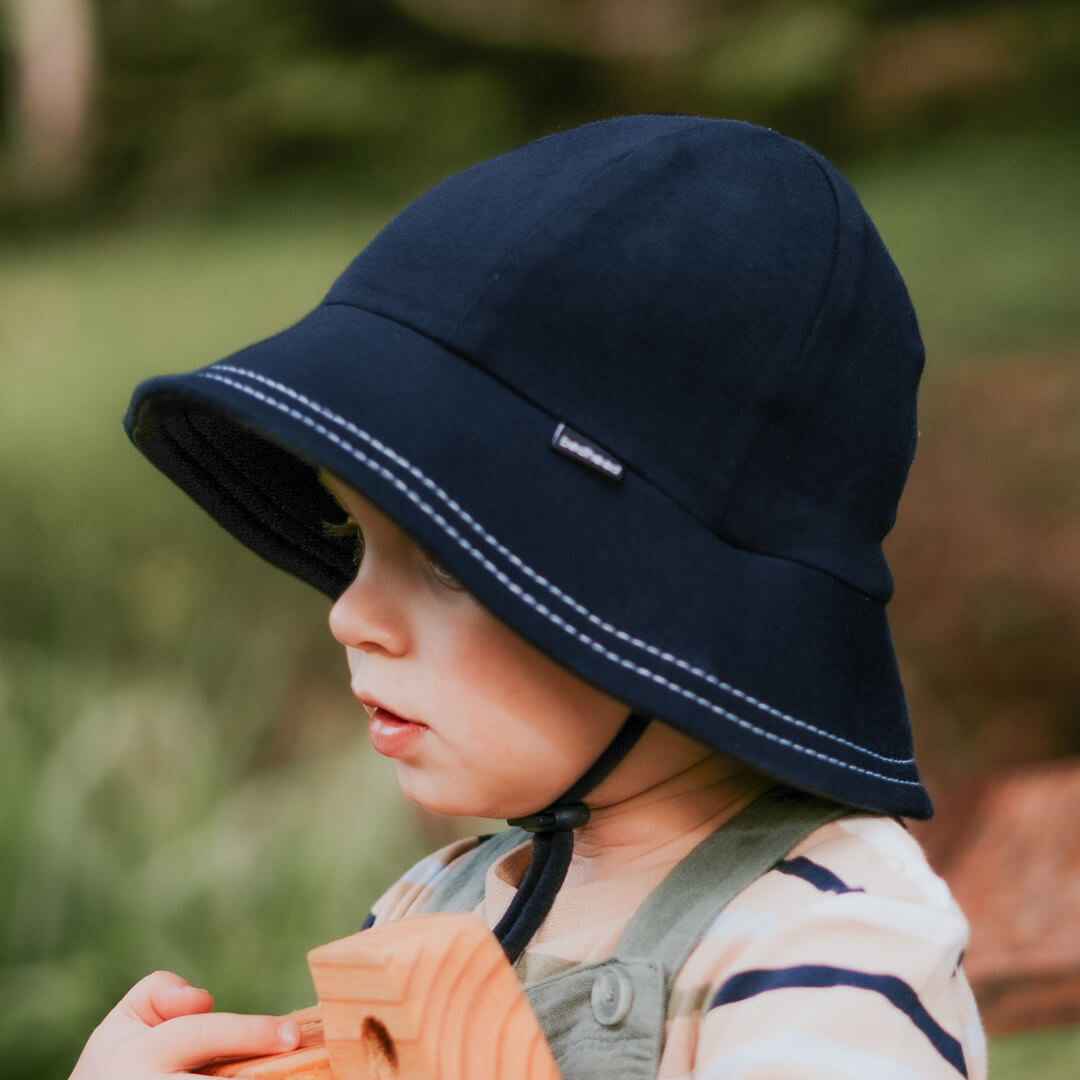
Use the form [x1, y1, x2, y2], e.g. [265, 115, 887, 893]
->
[394, 771, 537, 821]
[395, 774, 485, 819]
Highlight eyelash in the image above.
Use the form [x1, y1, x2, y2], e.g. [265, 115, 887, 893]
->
[320, 518, 465, 590]
[321, 518, 365, 566]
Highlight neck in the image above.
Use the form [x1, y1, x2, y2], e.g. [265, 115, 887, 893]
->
[561, 753, 775, 889]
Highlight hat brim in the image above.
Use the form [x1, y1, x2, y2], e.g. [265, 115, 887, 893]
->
[125, 302, 932, 818]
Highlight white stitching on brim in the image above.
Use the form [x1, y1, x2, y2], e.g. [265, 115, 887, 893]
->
[203, 364, 918, 771]
[212, 365, 916, 768]
[195, 366, 920, 785]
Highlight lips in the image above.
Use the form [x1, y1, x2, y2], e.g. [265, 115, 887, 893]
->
[353, 691, 429, 759]
[353, 691, 422, 727]
[368, 706, 428, 757]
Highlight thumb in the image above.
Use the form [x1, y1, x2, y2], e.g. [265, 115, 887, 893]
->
[144, 1011, 301, 1073]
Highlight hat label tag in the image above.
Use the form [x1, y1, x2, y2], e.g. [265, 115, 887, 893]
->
[551, 422, 624, 482]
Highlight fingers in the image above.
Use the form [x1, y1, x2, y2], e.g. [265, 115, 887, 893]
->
[112, 971, 214, 1027]
[71, 975, 300, 1080]
[144, 1011, 300, 1073]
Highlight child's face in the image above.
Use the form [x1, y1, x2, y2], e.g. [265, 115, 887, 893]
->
[318, 471, 634, 819]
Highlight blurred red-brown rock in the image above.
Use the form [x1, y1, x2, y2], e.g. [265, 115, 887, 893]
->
[913, 758, 1080, 1033]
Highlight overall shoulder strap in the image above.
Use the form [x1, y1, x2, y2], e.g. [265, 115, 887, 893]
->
[418, 827, 531, 915]
[613, 788, 852, 991]
[521, 789, 855, 1080]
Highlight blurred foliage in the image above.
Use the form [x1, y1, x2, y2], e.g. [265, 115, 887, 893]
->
[2, 2, 1079, 1077]
[2, 0, 1079, 224]
[0, 0, 596, 223]
[0, 206, 439, 1080]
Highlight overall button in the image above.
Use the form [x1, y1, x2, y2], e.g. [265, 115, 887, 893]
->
[591, 963, 634, 1026]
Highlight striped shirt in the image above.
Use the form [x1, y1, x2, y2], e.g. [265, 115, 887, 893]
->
[367, 814, 987, 1079]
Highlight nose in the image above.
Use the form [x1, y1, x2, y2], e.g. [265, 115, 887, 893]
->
[328, 568, 411, 656]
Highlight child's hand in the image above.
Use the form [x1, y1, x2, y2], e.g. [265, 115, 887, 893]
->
[69, 970, 301, 1079]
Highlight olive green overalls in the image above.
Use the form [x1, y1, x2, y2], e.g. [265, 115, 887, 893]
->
[421, 790, 850, 1080]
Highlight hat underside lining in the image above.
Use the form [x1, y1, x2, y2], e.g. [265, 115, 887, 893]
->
[157, 405, 353, 590]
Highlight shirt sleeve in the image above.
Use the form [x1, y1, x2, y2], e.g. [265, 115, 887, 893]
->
[365, 834, 483, 927]
[686, 820, 987, 1080]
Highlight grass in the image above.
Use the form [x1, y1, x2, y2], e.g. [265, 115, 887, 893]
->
[990, 1025, 1080, 1079]
[1, 129, 1078, 1077]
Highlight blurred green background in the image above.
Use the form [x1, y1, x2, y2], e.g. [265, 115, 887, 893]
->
[1, 2, 1078, 1077]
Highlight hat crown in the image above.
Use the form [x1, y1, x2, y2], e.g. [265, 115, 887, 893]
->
[326, 116, 923, 601]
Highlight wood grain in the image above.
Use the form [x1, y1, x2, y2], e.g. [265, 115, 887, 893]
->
[199, 912, 561, 1080]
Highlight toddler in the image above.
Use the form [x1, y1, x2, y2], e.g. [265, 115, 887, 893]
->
[72, 115, 985, 1079]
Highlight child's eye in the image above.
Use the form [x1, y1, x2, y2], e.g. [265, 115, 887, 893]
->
[321, 518, 365, 566]
[425, 550, 466, 592]
[322, 517, 462, 590]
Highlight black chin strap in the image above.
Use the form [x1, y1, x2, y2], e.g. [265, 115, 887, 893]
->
[493, 709, 652, 964]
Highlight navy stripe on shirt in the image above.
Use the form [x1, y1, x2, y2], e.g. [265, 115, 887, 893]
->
[709, 965, 968, 1077]
[360, 911, 376, 930]
[775, 856, 865, 894]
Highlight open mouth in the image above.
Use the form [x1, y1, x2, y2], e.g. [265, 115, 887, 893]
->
[369, 707, 428, 757]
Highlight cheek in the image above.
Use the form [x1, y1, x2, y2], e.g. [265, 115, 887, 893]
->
[440, 615, 626, 771]
[383, 600, 631, 818]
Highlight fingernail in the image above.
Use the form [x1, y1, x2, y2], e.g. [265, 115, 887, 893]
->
[183, 985, 209, 994]
[278, 1020, 300, 1049]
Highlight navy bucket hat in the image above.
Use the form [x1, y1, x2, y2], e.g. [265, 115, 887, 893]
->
[124, 116, 932, 831]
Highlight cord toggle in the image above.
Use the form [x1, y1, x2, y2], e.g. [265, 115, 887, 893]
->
[508, 802, 591, 833]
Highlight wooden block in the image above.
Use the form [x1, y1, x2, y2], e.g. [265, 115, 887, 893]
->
[202, 1045, 332, 1080]
[309, 912, 561, 1080]
[200, 913, 560, 1080]
[203, 1006, 331, 1079]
